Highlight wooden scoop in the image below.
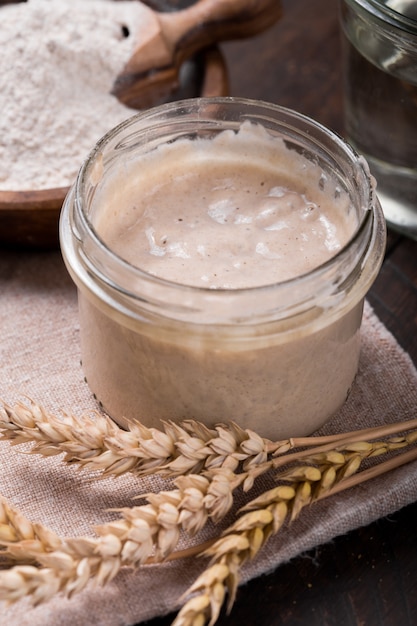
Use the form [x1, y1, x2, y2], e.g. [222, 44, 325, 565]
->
[112, 0, 282, 108]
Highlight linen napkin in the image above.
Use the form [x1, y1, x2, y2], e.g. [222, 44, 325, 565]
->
[0, 248, 416, 626]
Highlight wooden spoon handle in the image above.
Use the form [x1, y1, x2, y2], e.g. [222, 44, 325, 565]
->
[159, 0, 282, 61]
[112, 0, 281, 108]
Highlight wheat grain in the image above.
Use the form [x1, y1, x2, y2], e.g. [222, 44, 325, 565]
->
[0, 496, 62, 555]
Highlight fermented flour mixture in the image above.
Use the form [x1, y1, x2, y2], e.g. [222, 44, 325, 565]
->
[0, 0, 146, 190]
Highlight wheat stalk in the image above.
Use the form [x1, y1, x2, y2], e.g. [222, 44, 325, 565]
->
[1, 399, 417, 621]
[172, 443, 417, 626]
[0, 424, 416, 613]
[3, 399, 417, 486]
[0, 400, 387, 478]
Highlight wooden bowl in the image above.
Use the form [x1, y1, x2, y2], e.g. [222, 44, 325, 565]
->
[0, 46, 228, 249]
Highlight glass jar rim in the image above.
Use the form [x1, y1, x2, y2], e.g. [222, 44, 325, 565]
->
[63, 97, 385, 325]
[344, 0, 417, 34]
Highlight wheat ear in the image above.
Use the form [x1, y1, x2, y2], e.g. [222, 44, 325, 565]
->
[3, 400, 417, 483]
[0, 400, 289, 478]
[1, 426, 417, 610]
[0, 465, 246, 604]
[171, 442, 417, 626]
[1, 400, 417, 616]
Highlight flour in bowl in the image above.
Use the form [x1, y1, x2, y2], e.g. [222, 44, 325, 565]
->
[0, 0, 149, 191]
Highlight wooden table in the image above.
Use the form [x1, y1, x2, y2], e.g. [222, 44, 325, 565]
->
[142, 0, 417, 624]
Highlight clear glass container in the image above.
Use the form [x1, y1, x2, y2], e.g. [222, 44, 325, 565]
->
[60, 97, 386, 440]
[339, 0, 417, 239]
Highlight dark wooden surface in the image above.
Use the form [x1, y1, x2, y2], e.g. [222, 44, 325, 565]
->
[142, 0, 417, 624]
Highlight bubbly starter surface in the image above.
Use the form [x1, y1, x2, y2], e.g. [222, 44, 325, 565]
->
[94, 122, 357, 288]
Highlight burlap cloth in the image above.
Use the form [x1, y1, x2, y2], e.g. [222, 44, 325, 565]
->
[0, 247, 416, 626]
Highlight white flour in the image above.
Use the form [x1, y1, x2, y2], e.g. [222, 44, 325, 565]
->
[0, 0, 149, 190]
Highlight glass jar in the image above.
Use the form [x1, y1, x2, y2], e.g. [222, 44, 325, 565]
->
[339, 0, 417, 239]
[60, 97, 386, 441]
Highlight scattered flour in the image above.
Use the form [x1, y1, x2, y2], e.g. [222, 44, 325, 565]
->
[0, 0, 150, 190]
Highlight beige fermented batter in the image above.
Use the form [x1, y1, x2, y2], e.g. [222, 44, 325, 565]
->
[80, 122, 361, 439]
[95, 122, 357, 288]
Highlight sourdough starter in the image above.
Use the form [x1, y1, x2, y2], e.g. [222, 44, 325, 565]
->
[95, 123, 356, 288]
[76, 122, 362, 439]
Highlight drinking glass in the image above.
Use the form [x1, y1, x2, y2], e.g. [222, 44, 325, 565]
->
[339, 0, 417, 239]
